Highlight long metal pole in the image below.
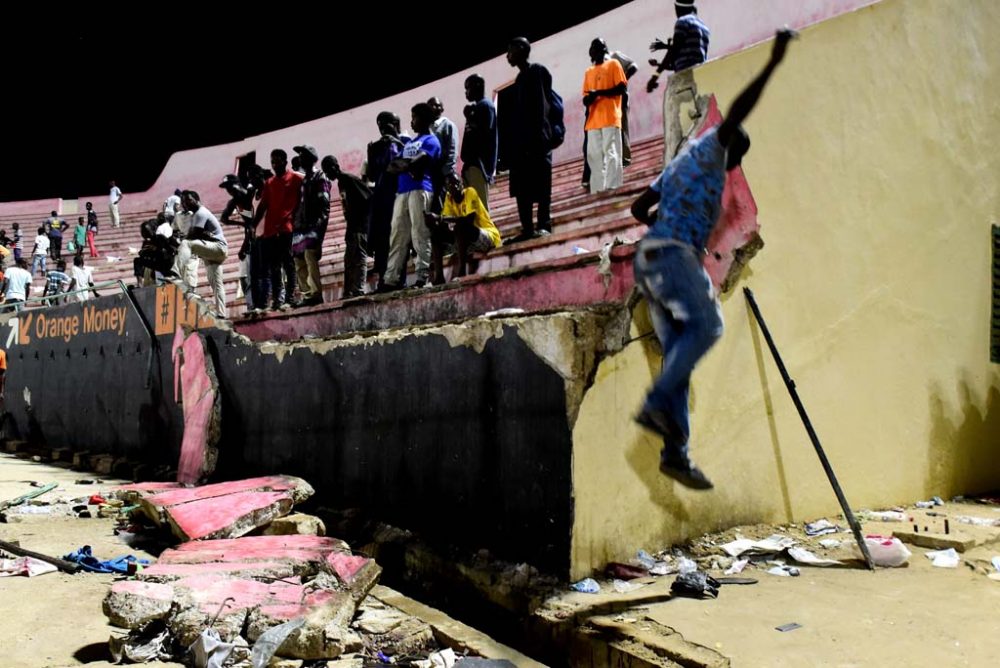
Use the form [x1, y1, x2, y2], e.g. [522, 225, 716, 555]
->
[744, 287, 875, 570]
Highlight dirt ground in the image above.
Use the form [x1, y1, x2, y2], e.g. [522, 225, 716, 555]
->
[550, 506, 1000, 667]
[6, 450, 1000, 668]
[0, 453, 181, 668]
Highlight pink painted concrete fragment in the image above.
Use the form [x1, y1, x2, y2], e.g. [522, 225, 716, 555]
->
[172, 327, 221, 485]
[165, 490, 294, 541]
[696, 97, 763, 292]
[143, 475, 314, 510]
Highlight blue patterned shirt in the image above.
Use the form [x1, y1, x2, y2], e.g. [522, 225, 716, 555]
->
[645, 128, 726, 250]
[671, 14, 711, 71]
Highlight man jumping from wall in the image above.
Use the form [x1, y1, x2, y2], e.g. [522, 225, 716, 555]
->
[630, 28, 796, 490]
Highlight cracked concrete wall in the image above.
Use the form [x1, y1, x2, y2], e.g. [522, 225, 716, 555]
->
[568, 0, 1000, 578]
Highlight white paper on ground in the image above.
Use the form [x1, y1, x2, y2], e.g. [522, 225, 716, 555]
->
[725, 559, 749, 575]
[925, 548, 960, 568]
[0, 557, 58, 577]
[787, 547, 843, 567]
[819, 539, 842, 549]
[721, 534, 796, 557]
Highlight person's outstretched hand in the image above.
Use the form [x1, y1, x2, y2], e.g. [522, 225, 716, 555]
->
[771, 27, 798, 64]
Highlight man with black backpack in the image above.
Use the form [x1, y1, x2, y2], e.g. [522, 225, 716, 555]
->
[498, 36, 564, 244]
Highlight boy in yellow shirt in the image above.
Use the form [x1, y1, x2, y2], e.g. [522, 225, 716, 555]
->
[426, 173, 501, 284]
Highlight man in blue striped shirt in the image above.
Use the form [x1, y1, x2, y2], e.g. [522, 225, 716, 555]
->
[647, 0, 711, 93]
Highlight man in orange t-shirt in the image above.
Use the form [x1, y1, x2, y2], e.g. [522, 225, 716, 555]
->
[582, 38, 627, 194]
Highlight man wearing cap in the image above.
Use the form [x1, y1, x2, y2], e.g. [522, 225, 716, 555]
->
[219, 175, 259, 313]
[252, 149, 303, 310]
[648, 0, 711, 92]
[630, 29, 795, 490]
[173, 190, 229, 318]
[498, 37, 561, 243]
[322, 155, 372, 298]
[291, 145, 330, 306]
[583, 38, 628, 194]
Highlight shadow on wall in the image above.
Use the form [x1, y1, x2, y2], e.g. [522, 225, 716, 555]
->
[745, 300, 795, 524]
[926, 373, 1000, 498]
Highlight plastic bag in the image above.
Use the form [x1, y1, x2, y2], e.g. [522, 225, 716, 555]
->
[863, 535, 911, 567]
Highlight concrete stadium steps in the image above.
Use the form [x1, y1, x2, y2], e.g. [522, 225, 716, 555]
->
[16, 135, 663, 316]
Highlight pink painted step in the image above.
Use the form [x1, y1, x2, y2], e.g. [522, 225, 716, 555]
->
[142, 475, 314, 512]
[164, 490, 294, 541]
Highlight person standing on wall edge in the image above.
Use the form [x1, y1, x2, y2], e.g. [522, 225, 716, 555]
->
[630, 29, 796, 489]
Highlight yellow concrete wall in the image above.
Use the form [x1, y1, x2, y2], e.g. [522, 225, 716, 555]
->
[571, 0, 1000, 578]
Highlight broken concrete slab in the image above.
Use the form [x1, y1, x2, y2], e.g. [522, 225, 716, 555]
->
[173, 328, 221, 485]
[892, 529, 978, 553]
[258, 512, 327, 536]
[138, 475, 314, 526]
[103, 581, 176, 628]
[164, 490, 295, 541]
[151, 535, 381, 597]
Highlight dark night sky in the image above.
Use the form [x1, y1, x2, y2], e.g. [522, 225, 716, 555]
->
[2, 3, 631, 203]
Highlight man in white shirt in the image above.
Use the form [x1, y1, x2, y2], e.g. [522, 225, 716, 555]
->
[172, 190, 229, 318]
[163, 189, 182, 223]
[3, 257, 33, 311]
[69, 255, 99, 302]
[109, 180, 123, 228]
[31, 226, 50, 276]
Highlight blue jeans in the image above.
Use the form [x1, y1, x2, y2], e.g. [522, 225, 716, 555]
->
[634, 240, 724, 453]
[31, 253, 47, 276]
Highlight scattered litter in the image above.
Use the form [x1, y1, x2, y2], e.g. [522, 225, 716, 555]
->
[0, 482, 58, 511]
[649, 561, 674, 576]
[191, 628, 236, 668]
[915, 501, 935, 509]
[925, 548, 960, 568]
[863, 535, 911, 567]
[249, 617, 305, 668]
[767, 564, 800, 577]
[818, 539, 842, 549]
[720, 534, 796, 557]
[786, 547, 842, 567]
[804, 519, 841, 536]
[635, 549, 657, 570]
[607, 562, 648, 580]
[88, 494, 108, 505]
[414, 648, 457, 668]
[671, 571, 720, 598]
[932, 496, 944, 506]
[572, 245, 590, 255]
[106, 255, 122, 263]
[775, 622, 802, 632]
[612, 579, 646, 593]
[11, 505, 56, 515]
[0, 556, 58, 577]
[571, 578, 600, 594]
[954, 516, 1000, 527]
[63, 545, 149, 574]
[482, 308, 525, 318]
[991, 556, 1000, 573]
[724, 559, 749, 575]
[861, 510, 907, 522]
[109, 624, 171, 663]
[676, 556, 698, 574]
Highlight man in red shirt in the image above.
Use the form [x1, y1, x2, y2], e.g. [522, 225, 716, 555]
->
[251, 149, 302, 310]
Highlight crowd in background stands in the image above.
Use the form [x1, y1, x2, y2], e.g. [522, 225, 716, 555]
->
[3, 6, 710, 320]
[0, 204, 103, 311]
